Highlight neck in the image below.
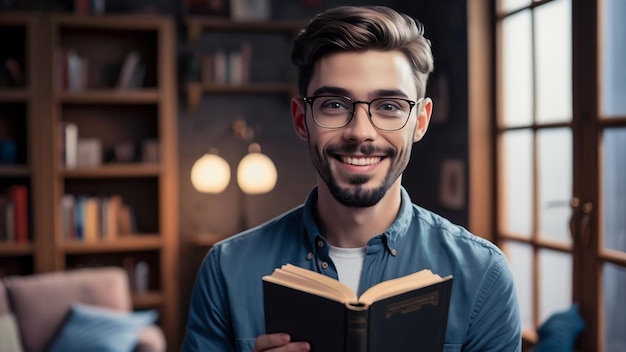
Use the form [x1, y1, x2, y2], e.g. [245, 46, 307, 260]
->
[315, 179, 403, 248]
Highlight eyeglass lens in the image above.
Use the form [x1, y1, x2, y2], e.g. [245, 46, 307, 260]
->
[311, 96, 413, 130]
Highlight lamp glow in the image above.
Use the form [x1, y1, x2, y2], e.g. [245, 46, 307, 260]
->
[190, 153, 231, 193]
[237, 143, 277, 195]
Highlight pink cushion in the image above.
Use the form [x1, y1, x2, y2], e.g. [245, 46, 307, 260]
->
[3, 267, 131, 352]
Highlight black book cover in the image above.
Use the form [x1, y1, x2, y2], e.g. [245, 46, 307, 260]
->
[264, 276, 453, 352]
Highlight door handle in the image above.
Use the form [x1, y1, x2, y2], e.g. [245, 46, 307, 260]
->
[580, 202, 593, 247]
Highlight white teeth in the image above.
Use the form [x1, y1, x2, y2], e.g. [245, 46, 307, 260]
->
[342, 156, 381, 166]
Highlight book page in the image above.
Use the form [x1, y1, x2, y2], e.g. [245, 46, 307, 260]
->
[358, 270, 442, 305]
[262, 264, 357, 303]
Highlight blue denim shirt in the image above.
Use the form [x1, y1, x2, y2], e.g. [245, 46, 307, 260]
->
[183, 187, 521, 352]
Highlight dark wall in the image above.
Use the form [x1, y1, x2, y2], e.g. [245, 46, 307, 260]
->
[393, 0, 469, 226]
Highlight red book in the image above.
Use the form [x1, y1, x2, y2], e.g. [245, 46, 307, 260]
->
[8, 185, 28, 243]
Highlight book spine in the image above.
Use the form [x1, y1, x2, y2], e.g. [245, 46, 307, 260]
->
[346, 307, 368, 352]
[9, 185, 28, 243]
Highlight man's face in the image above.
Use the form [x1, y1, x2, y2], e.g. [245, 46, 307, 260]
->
[292, 50, 431, 207]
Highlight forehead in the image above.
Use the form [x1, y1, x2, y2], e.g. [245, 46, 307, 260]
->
[309, 50, 417, 98]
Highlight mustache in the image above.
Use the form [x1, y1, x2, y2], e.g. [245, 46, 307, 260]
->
[325, 143, 396, 156]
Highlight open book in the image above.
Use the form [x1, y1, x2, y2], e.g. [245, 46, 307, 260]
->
[263, 264, 453, 352]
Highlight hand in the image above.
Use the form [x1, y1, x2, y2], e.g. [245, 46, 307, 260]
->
[253, 333, 311, 352]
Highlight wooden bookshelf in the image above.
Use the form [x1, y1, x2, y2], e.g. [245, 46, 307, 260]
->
[1, 12, 180, 349]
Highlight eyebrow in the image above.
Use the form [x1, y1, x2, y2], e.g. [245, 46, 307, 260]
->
[309, 86, 410, 99]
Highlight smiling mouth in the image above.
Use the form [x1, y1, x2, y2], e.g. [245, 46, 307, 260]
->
[340, 156, 382, 166]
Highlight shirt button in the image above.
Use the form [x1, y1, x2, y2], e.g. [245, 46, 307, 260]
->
[321, 262, 329, 269]
[317, 240, 324, 248]
[390, 249, 397, 256]
[306, 252, 313, 260]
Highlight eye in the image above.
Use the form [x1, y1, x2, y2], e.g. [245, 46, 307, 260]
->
[318, 97, 351, 111]
[373, 99, 405, 112]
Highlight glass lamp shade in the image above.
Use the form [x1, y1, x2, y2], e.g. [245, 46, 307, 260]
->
[237, 144, 278, 195]
[190, 153, 231, 193]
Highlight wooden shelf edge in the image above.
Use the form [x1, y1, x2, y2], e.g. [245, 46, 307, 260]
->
[0, 165, 31, 177]
[0, 242, 34, 256]
[185, 82, 297, 111]
[185, 16, 307, 41]
[62, 163, 161, 178]
[51, 14, 170, 29]
[55, 89, 160, 104]
[0, 88, 30, 102]
[62, 235, 162, 253]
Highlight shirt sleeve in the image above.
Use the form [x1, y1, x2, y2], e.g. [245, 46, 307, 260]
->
[463, 254, 522, 351]
[182, 248, 238, 352]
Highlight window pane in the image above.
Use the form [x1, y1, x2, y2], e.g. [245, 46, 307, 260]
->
[602, 127, 626, 252]
[501, 10, 533, 127]
[502, 241, 534, 329]
[499, 0, 532, 13]
[601, 0, 626, 117]
[603, 263, 626, 351]
[539, 249, 572, 324]
[501, 130, 533, 236]
[537, 128, 572, 243]
[535, 0, 572, 123]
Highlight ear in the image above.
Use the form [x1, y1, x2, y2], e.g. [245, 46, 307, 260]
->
[291, 97, 308, 140]
[413, 97, 433, 142]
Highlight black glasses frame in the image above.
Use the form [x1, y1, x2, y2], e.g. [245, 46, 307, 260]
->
[302, 95, 422, 131]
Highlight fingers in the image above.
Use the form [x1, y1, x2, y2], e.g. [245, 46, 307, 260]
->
[254, 333, 311, 352]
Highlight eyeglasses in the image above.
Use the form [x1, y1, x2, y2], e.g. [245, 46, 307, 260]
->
[302, 95, 423, 131]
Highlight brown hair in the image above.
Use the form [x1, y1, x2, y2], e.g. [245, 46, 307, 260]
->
[292, 5, 434, 98]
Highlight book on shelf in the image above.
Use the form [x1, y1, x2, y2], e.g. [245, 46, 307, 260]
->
[0, 195, 11, 242]
[8, 185, 28, 244]
[200, 43, 252, 86]
[263, 264, 453, 352]
[76, 138, 102, 168]
[55, 49, 88, 91]
[117, 51, 145, 89]
[61, 122, 79, 168]
[61, 194, 133, 242]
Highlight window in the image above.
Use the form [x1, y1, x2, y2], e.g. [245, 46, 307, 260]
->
[486, 0, 626, 350]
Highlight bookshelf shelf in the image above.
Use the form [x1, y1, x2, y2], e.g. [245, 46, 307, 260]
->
[62, 235, 162, 253]
[186, 82, 296, 94]
[185, 16, 307, 42]
[0, 165, 30, 177]
[0, 89, 30, 102]
[62, 164, 161, 178]
[0, 242, 33, 256]
[56, 89, 160, 104]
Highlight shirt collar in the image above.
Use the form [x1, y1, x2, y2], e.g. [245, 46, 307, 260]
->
[301, 186, 414, 254]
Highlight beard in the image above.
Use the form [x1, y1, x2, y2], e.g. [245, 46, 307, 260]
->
[309, 141, 411, 208]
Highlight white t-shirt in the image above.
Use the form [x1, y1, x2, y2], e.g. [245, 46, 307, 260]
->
[328, 244, 367, 295]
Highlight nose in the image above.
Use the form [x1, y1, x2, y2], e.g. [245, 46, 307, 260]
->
[342, 103, 377, 142]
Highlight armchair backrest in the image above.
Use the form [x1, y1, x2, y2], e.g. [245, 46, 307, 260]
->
[3, 267, 132, 352]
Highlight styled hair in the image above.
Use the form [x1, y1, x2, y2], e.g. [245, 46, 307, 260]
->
[292, 5, 434, 98]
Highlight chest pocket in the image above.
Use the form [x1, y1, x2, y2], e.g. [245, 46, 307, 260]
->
[443, 344, 462, 352]
[237, 338, 255, 352]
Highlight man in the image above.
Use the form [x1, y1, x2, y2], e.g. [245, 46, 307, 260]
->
[184, 5, 521, 352]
